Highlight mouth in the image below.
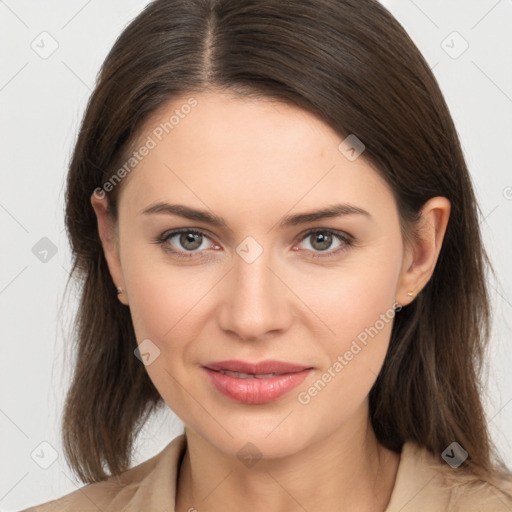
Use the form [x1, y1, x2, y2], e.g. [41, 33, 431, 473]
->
[210, 369, 290, 379]
[203, 359, 312, 375]
[202, 360, 313, 404]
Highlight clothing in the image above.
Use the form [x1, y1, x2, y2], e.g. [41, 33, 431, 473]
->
[22, 434, 512, 511]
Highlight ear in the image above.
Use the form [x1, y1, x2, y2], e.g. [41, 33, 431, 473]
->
[396, 196, 451, 306]
[90, 191, 129, 305]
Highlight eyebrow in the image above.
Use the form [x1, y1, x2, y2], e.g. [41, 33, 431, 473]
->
[142, 202, 371, 229]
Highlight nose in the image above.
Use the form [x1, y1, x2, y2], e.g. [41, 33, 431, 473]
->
[217, 246, 294, 342]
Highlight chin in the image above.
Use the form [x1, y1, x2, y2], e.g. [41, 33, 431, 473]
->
[189, 416, 318, 463]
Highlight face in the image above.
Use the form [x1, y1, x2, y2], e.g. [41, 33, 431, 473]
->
[94, 90, 421, 460]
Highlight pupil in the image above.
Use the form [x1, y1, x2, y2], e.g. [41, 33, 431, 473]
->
[177, 232, 333, 252]
[181, 232, 202, 250]
[313, 232, 332, 251]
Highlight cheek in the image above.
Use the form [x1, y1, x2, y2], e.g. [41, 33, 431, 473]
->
[291, 247, 401, 419]
[289, 246, 401, 349]
[124, 231, 402, 358]
[127, 258, 397, 350]
[121, 242, 227, 392]
[121, 248, 215, 422]
[125, 254, 212, 345]
[121, 229, 402, 430]
[294, 314, 393, 446]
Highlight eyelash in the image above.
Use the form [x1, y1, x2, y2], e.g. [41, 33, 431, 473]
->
[153, 228, 354, 260]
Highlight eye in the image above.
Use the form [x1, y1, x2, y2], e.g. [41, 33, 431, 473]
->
[295, 229, 353, 258]
[154, 228, 353, 259]
[155, 228, 217, 258]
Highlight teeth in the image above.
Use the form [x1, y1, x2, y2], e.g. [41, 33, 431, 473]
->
[219, 370, 280, 379]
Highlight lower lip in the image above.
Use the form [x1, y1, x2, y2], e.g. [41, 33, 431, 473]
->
[203, 367, 312, 404]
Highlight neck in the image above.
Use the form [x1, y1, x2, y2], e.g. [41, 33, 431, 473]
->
[175, 405, 400, 512]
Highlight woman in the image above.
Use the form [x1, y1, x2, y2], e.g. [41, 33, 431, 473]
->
[24, 0, 512, 510]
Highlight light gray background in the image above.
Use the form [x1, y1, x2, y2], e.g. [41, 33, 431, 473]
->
[1, 0, 511, 510]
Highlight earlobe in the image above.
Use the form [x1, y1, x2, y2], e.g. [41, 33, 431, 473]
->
[396, 196, 451, 306]
[90, 193, 128, 305]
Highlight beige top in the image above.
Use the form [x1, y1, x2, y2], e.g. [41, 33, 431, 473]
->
[23, 434, 512, 512]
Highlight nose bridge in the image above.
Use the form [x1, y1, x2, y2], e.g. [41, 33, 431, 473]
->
[218, 239, 291, 340]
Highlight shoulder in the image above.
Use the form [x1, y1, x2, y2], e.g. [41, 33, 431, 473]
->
[386, 441, 512, 512]
[21, 434, 187, 512]
[451, 479, 512, 511]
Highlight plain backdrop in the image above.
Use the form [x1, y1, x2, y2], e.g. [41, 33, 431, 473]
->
[1, 0, 511, 510]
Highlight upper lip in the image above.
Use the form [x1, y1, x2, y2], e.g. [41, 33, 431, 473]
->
[204, 360, 312, 374]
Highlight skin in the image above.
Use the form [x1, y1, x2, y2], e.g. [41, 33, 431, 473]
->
[91, 90, 450, 512]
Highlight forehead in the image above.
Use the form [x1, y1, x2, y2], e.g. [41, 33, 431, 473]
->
[119, 90, 395, 222]
[139, 90, 338, 163]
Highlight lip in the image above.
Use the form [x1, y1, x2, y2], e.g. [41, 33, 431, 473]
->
[202, 360, 313, 404]
[204, 359, 311, 374]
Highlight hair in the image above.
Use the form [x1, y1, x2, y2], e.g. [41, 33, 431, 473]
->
[62, 0, 511, 491]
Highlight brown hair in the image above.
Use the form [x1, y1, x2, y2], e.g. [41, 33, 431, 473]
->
[62, 0, 510, 490]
